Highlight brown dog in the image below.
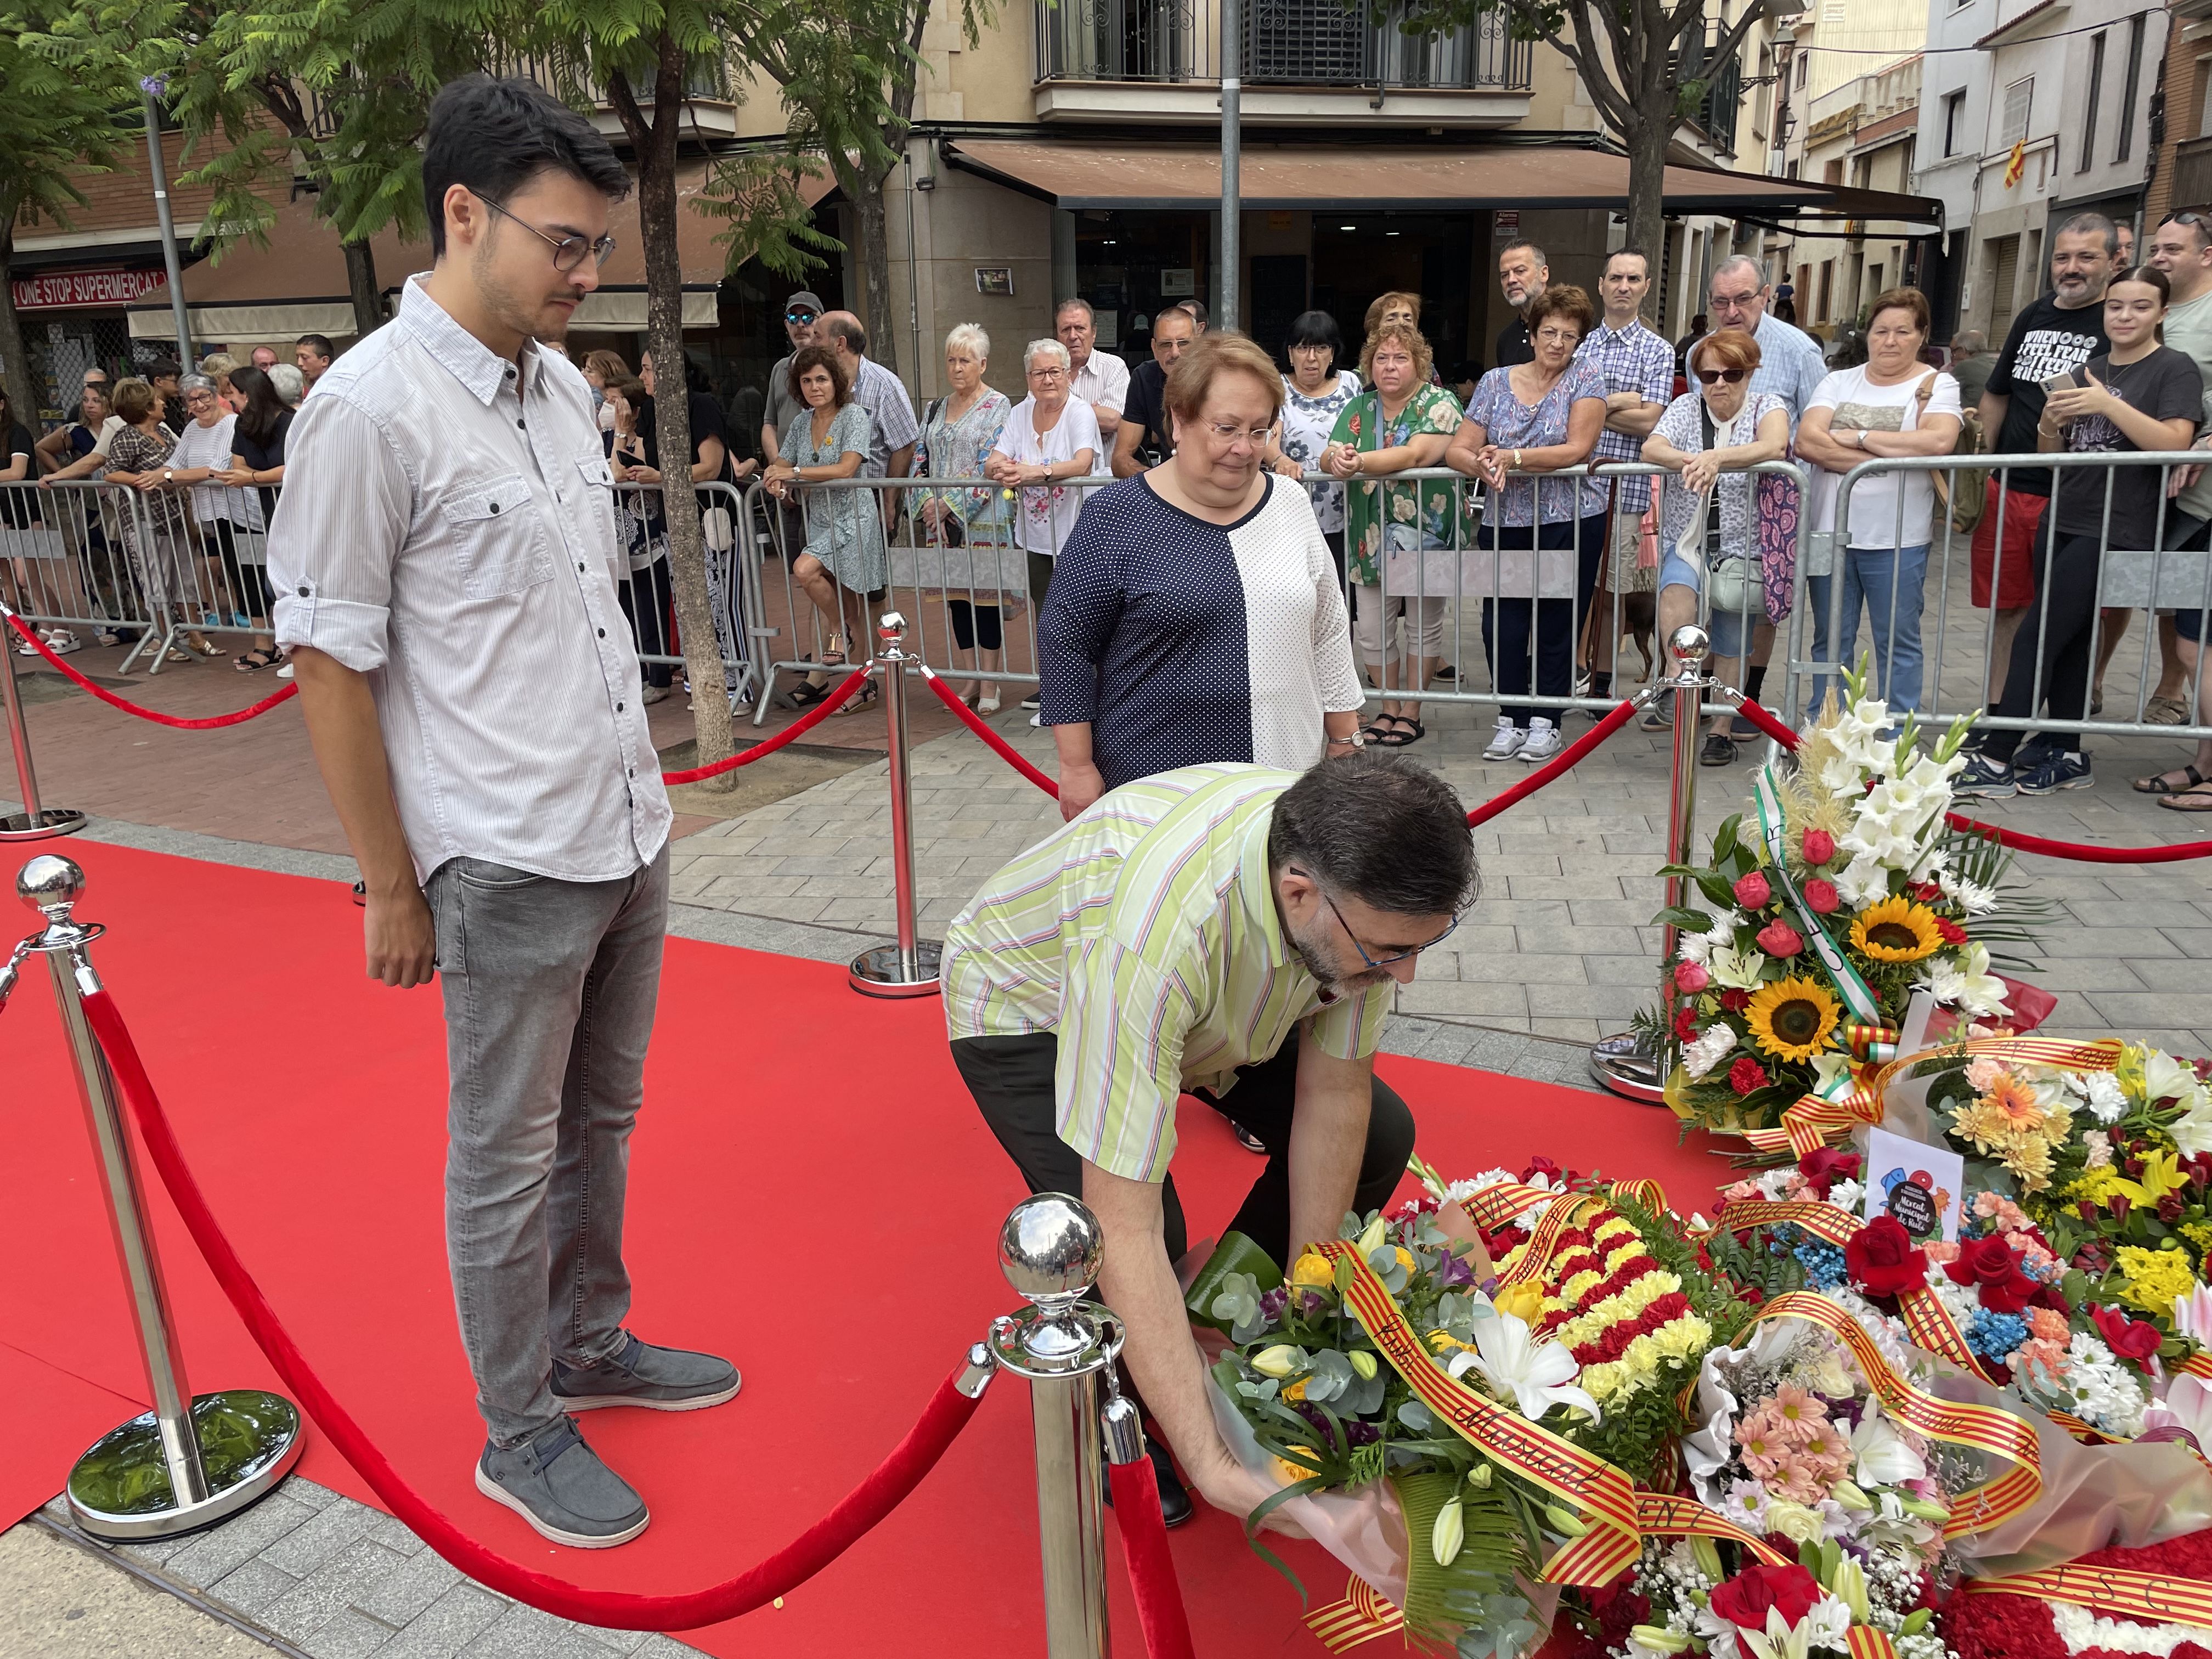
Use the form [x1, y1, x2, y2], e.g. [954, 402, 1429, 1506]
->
[1622, 590, 1656, 682]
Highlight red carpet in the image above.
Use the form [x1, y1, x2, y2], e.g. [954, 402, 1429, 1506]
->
[1, 842, 1734, 1655]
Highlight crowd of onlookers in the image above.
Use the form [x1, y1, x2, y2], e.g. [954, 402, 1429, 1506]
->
[19, 214, 2212, 811]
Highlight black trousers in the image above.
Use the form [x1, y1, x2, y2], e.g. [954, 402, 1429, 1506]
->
[1479, 516, 1595, 729]
[620, 556, 676, 689]
[1984, 527, 2100, 761]
[951, 1027, 1415, 1271]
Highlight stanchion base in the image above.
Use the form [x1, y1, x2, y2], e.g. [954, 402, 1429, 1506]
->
[0, 806, 87, 842]
[66, 1389, 304, 1541]
[849, 940, 944, 998]
[1589, 1032, 1669, 1104]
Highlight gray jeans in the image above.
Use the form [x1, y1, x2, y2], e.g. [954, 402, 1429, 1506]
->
[425, 847, 669, 1445]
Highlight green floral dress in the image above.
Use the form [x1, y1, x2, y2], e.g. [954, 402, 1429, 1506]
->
[1330, 382, 1464, 585]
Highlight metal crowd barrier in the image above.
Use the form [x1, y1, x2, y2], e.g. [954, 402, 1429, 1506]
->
[1782, 450, 2212, 742]
[737, 463, 1801, 731]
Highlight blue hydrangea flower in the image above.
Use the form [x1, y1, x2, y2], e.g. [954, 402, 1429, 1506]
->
[1965, 1310, 2028, 1364]
[1792, 1238, 1848, 1290]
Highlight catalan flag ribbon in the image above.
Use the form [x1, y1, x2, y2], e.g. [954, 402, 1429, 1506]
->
[1307, 1573, 1406, 1652]
[1963, 1562, 2212, 1630]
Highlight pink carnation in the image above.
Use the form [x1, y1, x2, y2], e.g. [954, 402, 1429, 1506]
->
[1756, 919, 1805, 957]
[1734, 871, 1773, 910]
[2029, 1307, 2070, 1344]
[1675, 961, 1712, 994]
[1924, 1240, 1960, 1265]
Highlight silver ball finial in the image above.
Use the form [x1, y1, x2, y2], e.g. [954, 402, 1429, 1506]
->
[998, 1193, 1103, 1308]
[18, 854, 84, 916]
[877, 610, 907, 642]
[1668, 623, 1711, 666]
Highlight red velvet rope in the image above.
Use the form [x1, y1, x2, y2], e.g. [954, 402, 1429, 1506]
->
[7, 613, 298, 727]
[660, 665, 873, 785]
[77, 986, 985, 1630]
[917, 665, 1060, 797]
[1731, 696, 2212, 864]
[1464, 697, 1641, 828]
[1105, 1458, 1197, 1659]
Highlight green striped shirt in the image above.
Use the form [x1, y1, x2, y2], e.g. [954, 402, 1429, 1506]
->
[942, 765, 1391, 1183]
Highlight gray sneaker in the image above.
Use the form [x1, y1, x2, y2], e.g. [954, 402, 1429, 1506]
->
[476, 1418, 648, 1549]
[552, 1332, 742, 1413]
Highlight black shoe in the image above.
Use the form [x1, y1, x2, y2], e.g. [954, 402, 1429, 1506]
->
[1700, 731, 1736, 766]
[1102, 1438, 1193, 1529]
[2017, 751, 2093, 795]
[1231, 1122, 1266, 1154]
[1954, 752, 2017, 798]
[351, 880, 366, 907]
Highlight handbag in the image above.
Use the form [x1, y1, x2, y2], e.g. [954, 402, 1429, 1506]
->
[1695, 401, 1760, 619]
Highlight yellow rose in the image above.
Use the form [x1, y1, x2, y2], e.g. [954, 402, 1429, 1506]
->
[1494, 1280, 1547, 1324]
[1290, 1251, 1334, 1290]
[1765, 1500, 1824, 1545]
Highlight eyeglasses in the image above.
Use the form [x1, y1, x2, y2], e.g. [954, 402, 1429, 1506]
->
[1696, 366, 1747, 385]
[1304, 879, 1460, 969]
[1708, 291, 1760, 312]
[481, 195, 616, 273]
[1200, 419, 1273, 447]
[1534, 326, 1581, 345]
[785, 308, 819, 324]
[2163, 210, 2211, 229]
[1028, 366, 1066, 380]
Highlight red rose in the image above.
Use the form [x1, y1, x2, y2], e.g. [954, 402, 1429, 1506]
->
[1730, 1057, 1770, 1094]
[1802, 879, 1840, 915]
[1945, 1235, 2038, 1314]
[1937, 917, 1968, 945]
[1801, 829, 1836, 866]
[1845, 1214, 1928, 1297]
[1709, 1563, 1823, 1637]
[2092, 1304, 2164, 1363]
[1801, 1147, 1863, 1200]
[1523, 1155, 1562, 1184]
[1756, 920, 1804, 957]
[1734, 871, 1773, 910]
[1675, 961, 1712, 995]
[1719, 988, 1751, 1013]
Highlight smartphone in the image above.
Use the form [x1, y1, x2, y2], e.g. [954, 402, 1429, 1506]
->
[2042, 370, 2080, 394]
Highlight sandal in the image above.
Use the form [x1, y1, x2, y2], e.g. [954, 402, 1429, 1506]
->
[234, 646, 282, 672]
[2135, 764, 2205, 794]
[185, 633, 223, 657]
[2160, 781, 2212, 812]
[1367, 714, 1424, 748]
[831, 679, 879, 716]
[786, 679, 830, 709]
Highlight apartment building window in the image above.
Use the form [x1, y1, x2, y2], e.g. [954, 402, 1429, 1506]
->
[2081, 32, 2106, 170]
[2117, 12, 2146, 163]
[1818, 259, 1835, 323]
[1825, 157, 1844, 184]
[2002, 77, 2033, 145]
[1943, 89, 1967, 156]
[1797, 51, 1809, 89]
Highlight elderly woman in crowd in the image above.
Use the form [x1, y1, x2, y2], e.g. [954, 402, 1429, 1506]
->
[1641, 328, 1792, 766]
[1039, 330, 1364, 821]
[100, 378, 218, 664]
[1449, 284, 1609, 765]
[987, 338, 1103, 640]
[1797, 286, 1962, 721]
[144, 375, 261, 669]
[912, 323, 1015, 712]
[766, 342, 885, 713]
[31, 381, 134, 647]
[1265, 309, 1361, 580]
[1322, 323, 1462, 748]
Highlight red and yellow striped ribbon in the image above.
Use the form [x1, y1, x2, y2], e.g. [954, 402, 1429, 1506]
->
[1458, 1181, 1571, 1234]
[2179, 1349, 2212, 1381]
[1962, 1562, 2212, 1630]
[1845, 1627, 1903, 1659]
[1496, 1193, 1607, 1289]
[1894, 1282, 2003, 1385]
[1843, 1023, 1901, 1063]
[1703, 1198, 1864, 1248]
[1316, 1237, 1642, 1586]
[1307, 1573, 1405, 1652]
[1751, 1292, 2043, 1538]
[1741, 1036, 2124, 1160]
[1634, 1492, 1793, 1566]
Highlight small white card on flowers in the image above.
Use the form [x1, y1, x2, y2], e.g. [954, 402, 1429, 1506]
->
[1863, 1128, 1965, 1242]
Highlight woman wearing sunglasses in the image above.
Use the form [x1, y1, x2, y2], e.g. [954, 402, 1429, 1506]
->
[1796, 287, 1961, 720]
[1641, 329, 1791, 765]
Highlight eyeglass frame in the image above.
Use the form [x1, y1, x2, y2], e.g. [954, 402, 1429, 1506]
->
[785, 307, 820, 324]
[1199, 417, 1276, 448]
[1291, 869, 1461, 968]
[479, 194, 616, 273]
[1695, 366, 1748, 385]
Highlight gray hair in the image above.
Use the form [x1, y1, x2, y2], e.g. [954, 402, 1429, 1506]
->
[177, 374, 217, 398]
[1953, 328, 1987, 356]
[1710, 255, 1770, 292]
[2056, 211, 2118, 255]
[1055, 297, 1094, 325]
[1498, 239, 1549, 269]
[945, 323, 990, 363]
[1023, 337, 1071, 374]
[268, 363, 307, 407]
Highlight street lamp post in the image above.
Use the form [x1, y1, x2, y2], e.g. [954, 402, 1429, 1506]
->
[140, 78, 194, 366]
[1220, 0, 1241, 332]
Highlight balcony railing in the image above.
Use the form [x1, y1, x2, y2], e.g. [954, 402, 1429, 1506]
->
[1034, 0, 1532, 92]
[1672, 20, 1742, 157]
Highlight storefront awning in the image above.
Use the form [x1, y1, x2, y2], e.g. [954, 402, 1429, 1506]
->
[131, 161, 834, 340]
[943, 138, 1941, 225]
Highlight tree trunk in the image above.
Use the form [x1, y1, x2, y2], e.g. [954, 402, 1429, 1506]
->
[620, 48, 737, 789]
[843, 157, 899, 377]
[343, 238, 383, 338]
[1625, 110, 1670, 325]
[0, 230, 39, 439]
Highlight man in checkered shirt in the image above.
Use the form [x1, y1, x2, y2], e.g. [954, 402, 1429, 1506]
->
[1572, 247, 1675, 699]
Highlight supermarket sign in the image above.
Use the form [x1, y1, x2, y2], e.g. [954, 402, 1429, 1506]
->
[11, 267, 167, 311]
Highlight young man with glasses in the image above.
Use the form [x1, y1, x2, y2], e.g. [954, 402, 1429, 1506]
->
[270, 75, 738, 1552]
[760, 289, 823, 461]
[945, 753, 1474, 1530]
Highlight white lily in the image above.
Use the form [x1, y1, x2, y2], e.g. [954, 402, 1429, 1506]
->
[1848, 1397, 1926, 1488]
[2172, 1099, 2212, 1160]
[1445, 1310, 1601, 1424]
[1710, 943, 1766, 991]
[2143, 1048, 2201, 1104]
[2143, 1374, 2212, 1450]
[1739, 1606, 1815, 1659]
[1917, 941, 2010, 1018]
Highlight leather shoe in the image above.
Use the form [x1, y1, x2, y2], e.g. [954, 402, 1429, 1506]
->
[1101, 1438, 1194, 1529]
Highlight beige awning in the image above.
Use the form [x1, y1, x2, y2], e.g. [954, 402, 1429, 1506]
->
[944, 138, 1940, 222]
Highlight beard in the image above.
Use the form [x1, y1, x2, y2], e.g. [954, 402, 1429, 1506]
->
[477, 244, 578, 344]
[1286, 914, 1386, 996]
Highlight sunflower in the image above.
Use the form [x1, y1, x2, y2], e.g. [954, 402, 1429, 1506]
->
[1849, 896, 1944, 963]
[1744, 975, 1842, 1063]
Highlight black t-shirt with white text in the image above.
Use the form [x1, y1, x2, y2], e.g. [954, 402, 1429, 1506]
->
[2051, 346, 2204, 547]
[1125, 360, 1175, 462]
[1987, 294, 2109, 495]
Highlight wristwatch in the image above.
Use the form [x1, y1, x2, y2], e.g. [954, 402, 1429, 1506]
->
[1329, 730, 1367, 749]
[162, 469, 174, 484]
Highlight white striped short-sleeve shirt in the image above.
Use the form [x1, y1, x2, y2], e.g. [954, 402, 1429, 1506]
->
[268, 276, 671, 884]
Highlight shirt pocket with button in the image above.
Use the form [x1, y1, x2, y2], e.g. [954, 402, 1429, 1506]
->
[447, 473, 553, 601]
[574, 452, 621, 567]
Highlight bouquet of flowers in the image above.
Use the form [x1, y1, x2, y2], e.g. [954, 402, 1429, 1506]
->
[1649, 682, 2049, 1141]
[1613, 1539, 1949, 1659]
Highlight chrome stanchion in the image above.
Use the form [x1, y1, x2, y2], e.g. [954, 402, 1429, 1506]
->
[1591, 624, 1713, 1103]
[990, 1194, 1122, 1659]
[850, 610, 944, 997]
[4, 856, 301, 1538]
[0, 603, 87, 841]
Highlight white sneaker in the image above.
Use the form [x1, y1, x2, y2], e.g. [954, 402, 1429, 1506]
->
[1517, 717, 1562, 763]
[1482, 717, 1526, 760]
[276, 662, 295, 680]
[1029, 710, 1043, 727]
